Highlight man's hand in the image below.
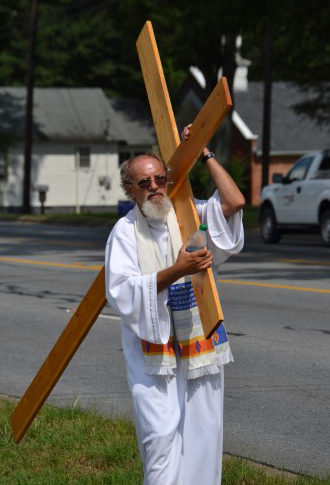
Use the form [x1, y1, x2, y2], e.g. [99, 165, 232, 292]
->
[174, 245, 213, 278]
[181, 123, 211, 159]
[157, 245, 213, 293]
[181, 124, 192, 142]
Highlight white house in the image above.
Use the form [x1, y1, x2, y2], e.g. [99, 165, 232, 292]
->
[0, 88, 156, 213]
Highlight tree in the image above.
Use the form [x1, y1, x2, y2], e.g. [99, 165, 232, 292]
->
[243, 0, 330, 126]
[0, 1, 144, 95]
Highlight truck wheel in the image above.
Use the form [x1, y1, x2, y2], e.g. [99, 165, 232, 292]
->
[260, 207, 282, 244]
[320, 210, 330, 247]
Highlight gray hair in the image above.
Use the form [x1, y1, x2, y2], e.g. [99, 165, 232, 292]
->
[120, 152, 167, 196]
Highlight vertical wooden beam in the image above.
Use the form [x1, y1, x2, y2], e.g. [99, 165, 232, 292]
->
[137, 21, 227, 338]
[10, 268, 107, 443]
[136, 21, 180, 161]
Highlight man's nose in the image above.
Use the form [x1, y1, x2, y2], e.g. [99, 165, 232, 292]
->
[149, 179, 158, 191]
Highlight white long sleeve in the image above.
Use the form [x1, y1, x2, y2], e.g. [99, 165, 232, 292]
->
[105, 215, 170, 344]
[195, 191, 244, 265]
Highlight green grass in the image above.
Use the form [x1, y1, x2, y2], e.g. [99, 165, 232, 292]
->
[1, 399, 143, 485]
[0, 205, 260, 229]
[222, 456, 330, 485]
[0, 211, 121, 228]
[1, 398, 329, 485]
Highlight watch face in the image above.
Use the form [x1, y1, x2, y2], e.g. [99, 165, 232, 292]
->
[202, 152, 214, 164]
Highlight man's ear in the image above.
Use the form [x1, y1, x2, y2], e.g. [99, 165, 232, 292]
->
[125, 184, 134, 200]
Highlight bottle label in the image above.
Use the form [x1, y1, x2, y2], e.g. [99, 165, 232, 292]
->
[186, 245, 203, 252]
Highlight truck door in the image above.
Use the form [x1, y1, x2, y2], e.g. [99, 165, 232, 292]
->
[303, 153, 330, 223]
[276, 156, 313, 223]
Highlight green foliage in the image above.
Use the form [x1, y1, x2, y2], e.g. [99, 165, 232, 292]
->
[0, 0, 245, 99]
[242, 206, 259, 229]
[0, 133, 18, 151]
[189, 160, 214, 200]
[241, 1, 330, 124]
[229, 151, 249, 193]
[0, 0, 329, 127]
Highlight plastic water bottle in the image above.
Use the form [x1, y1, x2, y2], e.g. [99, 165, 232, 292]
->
[186, 224, 208, 252]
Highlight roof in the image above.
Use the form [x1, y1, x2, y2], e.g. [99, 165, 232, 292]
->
[108, 98, 156, 146]
[0, 87, 153, 144]
[234, 82, 330, 154]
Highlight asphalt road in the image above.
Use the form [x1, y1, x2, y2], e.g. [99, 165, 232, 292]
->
[0, 221, 329, 478]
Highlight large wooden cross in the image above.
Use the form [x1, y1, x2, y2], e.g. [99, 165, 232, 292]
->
[10, 21, 232, 443]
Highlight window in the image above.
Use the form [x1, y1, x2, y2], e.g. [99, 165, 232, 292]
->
[286, 157, 312, 182]
[119, 151, 131, 166]
[75, 147, 90, 168]
[314, 154, 330, 179]
[319, 155, 330, 171]
[118, 150, 149, 167]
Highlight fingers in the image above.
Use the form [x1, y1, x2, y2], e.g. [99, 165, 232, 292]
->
[198, 254, 213, 270]
[183, 246, 212, 260]
[181, 124, 192, 141]
[193, 247, 209, 257]
[176, 244, 213, 275]
[193, 250, 213, 270]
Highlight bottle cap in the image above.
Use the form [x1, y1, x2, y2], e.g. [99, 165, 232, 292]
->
[199, 224, 208, 231]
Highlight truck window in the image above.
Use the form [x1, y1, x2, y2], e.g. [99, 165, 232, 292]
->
[314, 154, 330, 179]
[286, 157, 313, 182]
[319, 156, 330, 171]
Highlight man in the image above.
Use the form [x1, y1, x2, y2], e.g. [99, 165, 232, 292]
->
[105, 127, 245, 485]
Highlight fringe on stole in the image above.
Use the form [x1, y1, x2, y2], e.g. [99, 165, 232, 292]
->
[145, 365, 176, 377]
[146, 349, 234, 380]
[185, 349, 234, 380]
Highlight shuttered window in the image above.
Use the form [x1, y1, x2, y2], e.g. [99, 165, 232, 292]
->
[75, 147, 90, 168]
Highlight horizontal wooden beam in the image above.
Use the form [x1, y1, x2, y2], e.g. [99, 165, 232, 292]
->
[11, 267, 107, 443]
[167, 77, 232, 199]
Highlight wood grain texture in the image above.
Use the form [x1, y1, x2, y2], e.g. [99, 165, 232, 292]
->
[173, 181, 224, 339]
[137, 21, 226, 338]
[136, 21, 180, 162]
[11, 267, 107, 443]
[167, 78, 232, 198]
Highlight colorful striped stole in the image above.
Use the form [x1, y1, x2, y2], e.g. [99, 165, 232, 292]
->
[134, 204, 233, 379]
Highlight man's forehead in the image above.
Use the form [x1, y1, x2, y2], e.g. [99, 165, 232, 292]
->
[130, 155, 165, 176]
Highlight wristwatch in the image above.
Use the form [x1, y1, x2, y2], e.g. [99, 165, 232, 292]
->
[201, 152, 215, 164]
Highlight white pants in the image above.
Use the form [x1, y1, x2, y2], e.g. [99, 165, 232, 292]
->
[124, 336, 225, 485]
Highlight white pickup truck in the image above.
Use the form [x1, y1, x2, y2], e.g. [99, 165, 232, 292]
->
[260, 150, 330, 246]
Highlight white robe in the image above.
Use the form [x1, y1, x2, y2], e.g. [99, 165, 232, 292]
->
[105, 192, 244, 485]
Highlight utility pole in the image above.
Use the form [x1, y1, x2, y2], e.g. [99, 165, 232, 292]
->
[22, 0, 38, 213]
[261, 18, 273, 189]
[75, 148, 81, 214]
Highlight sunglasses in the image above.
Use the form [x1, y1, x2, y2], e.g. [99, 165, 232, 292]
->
[135, 175, 168, 189]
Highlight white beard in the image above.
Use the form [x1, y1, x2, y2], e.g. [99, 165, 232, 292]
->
[141, 194, 173, 219]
